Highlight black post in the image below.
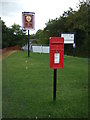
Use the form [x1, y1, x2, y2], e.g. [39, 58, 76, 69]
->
[28, 30, 30, 57]
[73, 46, 75, 57]
[53, 69, 57, 101]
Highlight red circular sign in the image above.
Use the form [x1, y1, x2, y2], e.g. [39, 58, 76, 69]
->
[22, 12, 35, 30]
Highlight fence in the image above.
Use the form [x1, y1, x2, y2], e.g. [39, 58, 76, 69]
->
[32, 46, 50, 53]
[22, 45, 50, 53]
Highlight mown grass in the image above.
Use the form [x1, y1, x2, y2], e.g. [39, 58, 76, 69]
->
[0, 56, 2, 119]
[2, 51, 88, 118]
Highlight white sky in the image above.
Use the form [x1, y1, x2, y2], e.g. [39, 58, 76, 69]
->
[0, 0, 85, 34]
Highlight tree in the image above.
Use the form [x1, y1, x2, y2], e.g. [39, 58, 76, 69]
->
[35, 29, 49, 45]
[2, 19, 11, 48]
[10, 23, 26, 46]
[2, 21, 27, 48]
[31, 1, 88, 57]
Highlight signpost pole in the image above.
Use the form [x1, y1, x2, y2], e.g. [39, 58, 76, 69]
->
[28, 30, 30, 57]
[53, 69, 57, 101]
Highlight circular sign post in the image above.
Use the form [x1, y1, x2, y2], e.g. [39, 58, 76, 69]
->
[22, 12, 35, 57]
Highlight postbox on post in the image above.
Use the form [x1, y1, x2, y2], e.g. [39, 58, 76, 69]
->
[50, 37, 64, 101]
[50, 37, 64, 69]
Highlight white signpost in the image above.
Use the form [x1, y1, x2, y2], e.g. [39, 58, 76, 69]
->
[61, 33, 76, 56]
[61, 33, 74, 44]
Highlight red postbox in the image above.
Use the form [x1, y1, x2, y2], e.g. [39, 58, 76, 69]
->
[50, 37, 64, 69]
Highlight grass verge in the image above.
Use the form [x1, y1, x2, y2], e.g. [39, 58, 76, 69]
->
[2, 51, 88, 118]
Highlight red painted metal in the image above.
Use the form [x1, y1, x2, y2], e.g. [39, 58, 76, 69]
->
[50, 37, 64, 69]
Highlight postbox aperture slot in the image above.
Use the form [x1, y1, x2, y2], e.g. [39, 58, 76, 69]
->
[51, 43, 63, 45]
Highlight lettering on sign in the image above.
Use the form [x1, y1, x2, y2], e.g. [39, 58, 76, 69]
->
[61, 33, 74, 44]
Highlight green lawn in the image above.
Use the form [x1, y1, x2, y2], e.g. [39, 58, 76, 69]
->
[2, 51, 88, 118]
[0, 56, 2, 119]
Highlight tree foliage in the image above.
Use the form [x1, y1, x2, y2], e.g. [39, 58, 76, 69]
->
[1, 20, 27, 48]
[35, 1, 88, 57]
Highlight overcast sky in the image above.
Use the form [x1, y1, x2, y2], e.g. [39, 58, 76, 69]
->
[0, 0, 85, 34]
